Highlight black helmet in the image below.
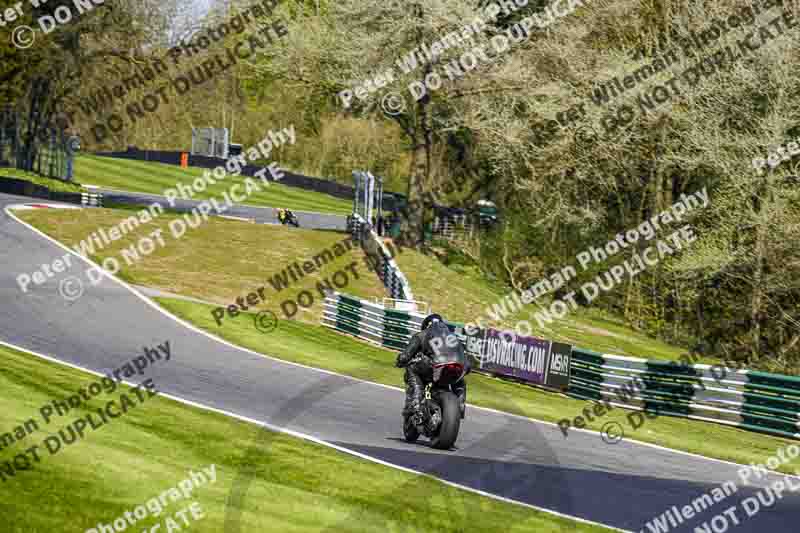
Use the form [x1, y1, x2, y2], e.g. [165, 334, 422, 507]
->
[421, 313, 443, 331]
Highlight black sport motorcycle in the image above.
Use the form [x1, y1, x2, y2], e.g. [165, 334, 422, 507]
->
[402, 352, 467, 450]
[286, 211, 299, 227]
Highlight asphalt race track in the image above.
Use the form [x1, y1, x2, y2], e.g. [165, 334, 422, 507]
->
[97, 188, 348, 231]
[2, 191, 799, 532]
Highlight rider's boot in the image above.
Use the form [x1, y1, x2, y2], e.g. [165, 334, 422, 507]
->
[403, 368, 425, 426]
[402, 403, 424, 427]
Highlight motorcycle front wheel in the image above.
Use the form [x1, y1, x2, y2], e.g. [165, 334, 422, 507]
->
[430, 391, 461, 450]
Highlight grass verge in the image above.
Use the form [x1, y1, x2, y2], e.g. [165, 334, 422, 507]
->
[0, 343, 603, 532]
[16, 208, 387, 324]
[14, 207, 700, 357]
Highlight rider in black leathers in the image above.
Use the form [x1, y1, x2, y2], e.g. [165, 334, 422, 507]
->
[395, 314, 469, 426]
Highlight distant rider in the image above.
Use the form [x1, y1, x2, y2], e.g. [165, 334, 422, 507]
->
[395, 314, 469, 426]
[284, 209, 298, 227]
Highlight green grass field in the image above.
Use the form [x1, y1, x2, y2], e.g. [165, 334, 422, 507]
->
[394, 250, 690, 360]
[0, 343, 606, 533]
[17, 208, 387, 324]
[73, 154, 353, 215]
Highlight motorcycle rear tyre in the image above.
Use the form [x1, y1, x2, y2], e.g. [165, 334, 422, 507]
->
[430, 391, 461, 450]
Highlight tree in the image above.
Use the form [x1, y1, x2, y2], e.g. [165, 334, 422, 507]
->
[241, 0, 546, 246]
[0, 0, 173, 168]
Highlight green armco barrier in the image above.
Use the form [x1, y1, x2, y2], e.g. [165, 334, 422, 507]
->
[567, 347, 800, 440]
[322, 292, 428, 355]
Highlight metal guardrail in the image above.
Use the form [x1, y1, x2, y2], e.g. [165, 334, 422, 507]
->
[80, 192, 103, 207]
[322, 291, 572, 391]
[568, 347, 800, 440]
[430, 214, 472, 242]
[382, 297, 430, 314]
[352, 213, 414, 303]
[322, 291, 425, 350]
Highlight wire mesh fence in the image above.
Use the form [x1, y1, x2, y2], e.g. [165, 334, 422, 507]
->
[430, 213, 473, 242]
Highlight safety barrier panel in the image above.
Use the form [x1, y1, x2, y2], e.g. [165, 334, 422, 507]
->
[322, 292, 424, 350]
[80, 192, 103, 207]
[568, 347, 800, 440]
[0, 177, 103, 208]
[351, 213, 414, 303]
[382, 298, 430, 315]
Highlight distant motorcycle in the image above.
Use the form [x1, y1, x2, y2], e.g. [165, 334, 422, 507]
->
[402, 352, 466, 450]
[278, 209, 300, 227]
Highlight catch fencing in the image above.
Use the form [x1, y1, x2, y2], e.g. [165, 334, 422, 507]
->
[568, 348, 800, 440]
[0, 106, 20, 169]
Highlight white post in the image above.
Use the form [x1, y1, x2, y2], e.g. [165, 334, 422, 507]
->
[367, 172, 374, 225]
[221, 128, 229, 159]
[352, 171, 361, 218]
[363, 172, 371, 224]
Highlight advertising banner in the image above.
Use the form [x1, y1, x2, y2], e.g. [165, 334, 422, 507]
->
[447, 322, 572, 390]
[480, 328, 550, 384]
[544, 341, 572, 391]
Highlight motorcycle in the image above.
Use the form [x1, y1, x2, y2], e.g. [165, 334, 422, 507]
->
[402, 352, 467, 450]
[285, 211, 300, 227]
[279, 210, 300, 227]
